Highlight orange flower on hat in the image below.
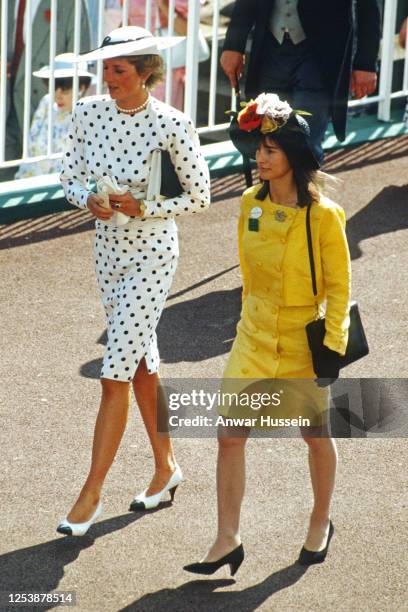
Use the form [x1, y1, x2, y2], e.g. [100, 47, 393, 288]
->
[237, 101, 262, 132]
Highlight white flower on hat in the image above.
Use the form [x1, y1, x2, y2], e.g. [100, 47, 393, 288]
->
[255, 93, 293, 127]
[255, 93, 279, 114]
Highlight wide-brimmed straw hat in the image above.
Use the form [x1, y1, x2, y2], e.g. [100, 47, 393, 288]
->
[229, 93, 320, 170]
[73, 26, 184, 62]
[32, 53, 95, 80]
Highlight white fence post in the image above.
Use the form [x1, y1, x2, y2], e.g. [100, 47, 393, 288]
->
[72, 0, 82, 106]
[122, 0, 129, 27]
[403, 17, 408, 93]
[183, 0, 200, 122]
[0, 0, 9, 163]
[378, 0, 397, 121]
[164, 0, 176, 105]
[47, 0, 57, 156]
[96, 0, 105, 95]
[208, 0, 220, 127]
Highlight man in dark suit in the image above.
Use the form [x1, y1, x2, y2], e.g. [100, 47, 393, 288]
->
[221, 0, 381, 162]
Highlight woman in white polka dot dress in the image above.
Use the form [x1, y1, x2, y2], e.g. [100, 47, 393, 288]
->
[57, 27, 210, 536]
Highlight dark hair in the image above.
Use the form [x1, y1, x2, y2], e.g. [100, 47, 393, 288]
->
[255, 134, 320, 207]
[123, 55, 164, 89]
[42, 76, 92, 91]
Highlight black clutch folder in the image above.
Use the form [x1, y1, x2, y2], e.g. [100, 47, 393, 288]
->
[160, 150, 183, 198]
[305, 204, 369, 370]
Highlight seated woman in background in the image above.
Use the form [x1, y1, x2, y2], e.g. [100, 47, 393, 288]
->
[15, 54, 94, 180]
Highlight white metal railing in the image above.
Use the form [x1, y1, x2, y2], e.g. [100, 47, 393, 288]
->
[1, 0, 407, 178]
[0, 0, 9, 160]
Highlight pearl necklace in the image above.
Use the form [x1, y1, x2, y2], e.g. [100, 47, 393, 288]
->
[115, 96, 150, 115]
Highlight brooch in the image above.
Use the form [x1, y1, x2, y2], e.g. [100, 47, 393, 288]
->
[275, 210, 287, 222]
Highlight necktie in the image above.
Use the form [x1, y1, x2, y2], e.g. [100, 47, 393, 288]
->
[11, 0, 27, 79]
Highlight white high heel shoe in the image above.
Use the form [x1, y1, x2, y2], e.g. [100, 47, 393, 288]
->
[129, 465, 183, 511]
[56, 501, 103, 536]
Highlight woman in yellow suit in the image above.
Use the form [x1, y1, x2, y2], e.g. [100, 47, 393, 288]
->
[184, 94, 351, 575]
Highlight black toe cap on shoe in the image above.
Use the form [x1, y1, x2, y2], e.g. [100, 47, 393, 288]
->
[129, 501, 146, 512]
[183, 563, 206, 574]
[56, 525, 73, 536]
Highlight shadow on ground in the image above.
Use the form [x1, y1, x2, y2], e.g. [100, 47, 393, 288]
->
[0, 208, 93, 249]
[346, 184, 408, 259]
[324, 135, 408, 173]
[119, 564, 307, 612]
[1, 137, 407, 259]
[0, 510, 176, 611]
[80, 286, 242, 378]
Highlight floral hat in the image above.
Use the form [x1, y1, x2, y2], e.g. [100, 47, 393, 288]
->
[229, 93, 320, 169]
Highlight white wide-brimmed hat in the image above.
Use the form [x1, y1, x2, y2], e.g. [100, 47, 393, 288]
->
[33, 53, 95, 80]
[73, 26, 184, 62]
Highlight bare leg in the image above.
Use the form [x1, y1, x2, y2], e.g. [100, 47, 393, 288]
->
[203, 425, 250, 562]
[132, 358, 177, 495]
[301, 426, 338, 551]
[67, 379, 131, 523]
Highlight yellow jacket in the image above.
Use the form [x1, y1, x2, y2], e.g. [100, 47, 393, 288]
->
[238, 186, 351, 355]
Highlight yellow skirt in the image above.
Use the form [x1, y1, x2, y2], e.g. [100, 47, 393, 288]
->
[219, 298, 328, 428]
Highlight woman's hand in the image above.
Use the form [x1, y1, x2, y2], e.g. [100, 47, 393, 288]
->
[108, 192, 143, 217]
[87, 194, 114, 220]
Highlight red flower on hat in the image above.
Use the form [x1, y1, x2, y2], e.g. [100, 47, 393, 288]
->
[44, 9, 51, 22]
[237, 101, 262, 132]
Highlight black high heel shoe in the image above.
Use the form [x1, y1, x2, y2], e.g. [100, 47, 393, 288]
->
[183, 544, 244, 576]
[298, 520, 334, 565]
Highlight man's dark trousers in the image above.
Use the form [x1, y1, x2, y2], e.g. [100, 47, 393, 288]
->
[257, 32, 330, 164]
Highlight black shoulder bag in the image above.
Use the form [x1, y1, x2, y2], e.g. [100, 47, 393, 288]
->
[305, 204, 369, 370]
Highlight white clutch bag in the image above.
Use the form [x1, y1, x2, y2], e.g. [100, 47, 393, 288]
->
[96, 176, 130, 226]
[146, 149, 162, 200]
[95, 149, 181, 225]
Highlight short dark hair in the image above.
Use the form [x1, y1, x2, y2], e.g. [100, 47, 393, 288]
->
[123, 55, 165, 89]
[42, 76, 92, 91]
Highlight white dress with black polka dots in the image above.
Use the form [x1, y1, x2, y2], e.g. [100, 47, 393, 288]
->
[60, 95, 210, 381]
